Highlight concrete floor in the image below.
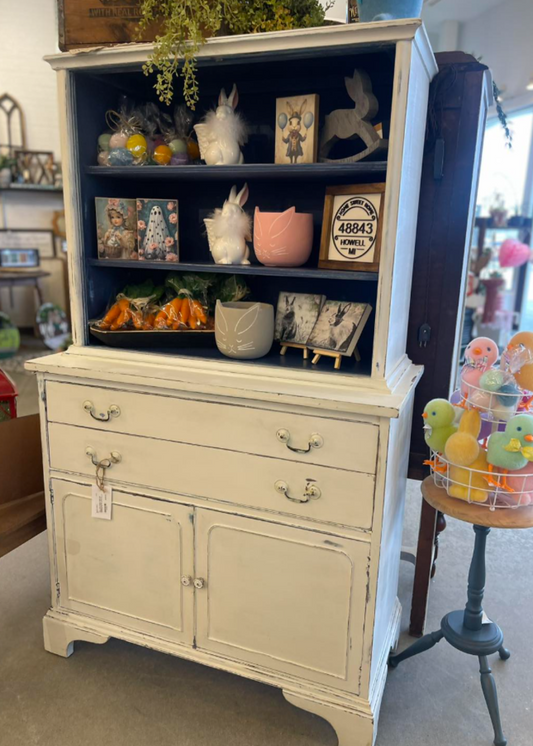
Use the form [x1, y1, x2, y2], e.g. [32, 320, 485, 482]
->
[1, 480, 532, 746]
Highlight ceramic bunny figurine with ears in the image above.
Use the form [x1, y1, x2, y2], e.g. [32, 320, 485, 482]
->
[204, 183, 252, 265]
[194, 84, 247, 165]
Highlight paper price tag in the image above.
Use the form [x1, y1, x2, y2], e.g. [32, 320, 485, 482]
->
[91, 484, 113, 520]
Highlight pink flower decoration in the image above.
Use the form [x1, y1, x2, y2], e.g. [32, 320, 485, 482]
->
[108, 198, 119, 208]
[137, 220, 146, 230]
[137, 201, 143, 211]
[499, 239, 532, 268]
[166, 253, 178, 262]
[167, 202, 176, 211]
[165, 237, 175, 247]
[169, 212, 178, 224]
[150, 242, 159, 251]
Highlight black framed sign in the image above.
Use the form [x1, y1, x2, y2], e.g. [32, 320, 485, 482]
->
[318, 183, 385, 272]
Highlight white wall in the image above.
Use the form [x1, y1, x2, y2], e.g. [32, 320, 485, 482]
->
[0, 0, 61, 159]
[459, 0, 533, 109]
[0, 0, 65, 325]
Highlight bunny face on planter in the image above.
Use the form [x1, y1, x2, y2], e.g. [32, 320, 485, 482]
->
[204, 184, 252, 265]
[194, 84, 247, 165]
[215, 300, 274, 360]
[254, 207, 314, 267]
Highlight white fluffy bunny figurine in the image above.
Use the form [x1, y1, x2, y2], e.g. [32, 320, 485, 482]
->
[194, 84, 247, 165]
[205, 184, 251, 265]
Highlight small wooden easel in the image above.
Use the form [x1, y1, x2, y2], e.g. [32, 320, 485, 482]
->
[279, 342, 309, 360]
[311, 346, 361, 370]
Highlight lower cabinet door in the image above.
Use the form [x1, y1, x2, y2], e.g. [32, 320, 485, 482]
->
[52, 480, 194, 645]
[195, 510, 370, 691]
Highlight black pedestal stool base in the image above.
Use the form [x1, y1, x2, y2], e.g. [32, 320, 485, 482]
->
[389, 524, 510, 746]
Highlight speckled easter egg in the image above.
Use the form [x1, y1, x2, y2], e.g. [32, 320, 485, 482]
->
[170, 152, 189, 166]
[109, 132, 128, 149]
[187, 139, 200, 161]
[108, 148, 134, 166]
[97, 150, 110, 166]
[480, 369, 505, 392]
[168, 138, 188, 154]
[98, 132, 112, 151]
[153, 144, 172, 165]
[126, 134, 147, 158]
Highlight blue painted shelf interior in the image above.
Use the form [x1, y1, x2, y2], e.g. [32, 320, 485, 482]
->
[76, 42, 396, 373]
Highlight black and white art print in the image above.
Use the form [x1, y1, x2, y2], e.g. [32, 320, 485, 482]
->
[307, 301, 370, 356]
[274, 292, 325, 345]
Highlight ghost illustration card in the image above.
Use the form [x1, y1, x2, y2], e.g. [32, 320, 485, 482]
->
[275, 94, 319, 165]
[96, 198, 137, 260]
[136, 199, 179, 262]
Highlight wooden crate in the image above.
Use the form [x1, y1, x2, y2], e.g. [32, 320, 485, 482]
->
[57, 0, 160, 51]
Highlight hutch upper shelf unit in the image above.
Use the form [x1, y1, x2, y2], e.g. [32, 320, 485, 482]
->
[28, 20, 436, 746]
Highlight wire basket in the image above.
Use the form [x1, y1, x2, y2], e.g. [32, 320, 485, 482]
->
[429, 449, 533, 510]
[459, 381, 529, 424]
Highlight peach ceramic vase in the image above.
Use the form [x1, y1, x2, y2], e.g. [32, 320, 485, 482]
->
[253, 207, 313, 267]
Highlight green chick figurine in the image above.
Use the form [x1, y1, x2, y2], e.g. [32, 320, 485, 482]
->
[422, 398, 457, 471]
[486, 414, 533, 492]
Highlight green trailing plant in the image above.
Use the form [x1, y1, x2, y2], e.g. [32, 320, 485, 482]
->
[138, 0, 330, 109]
[474, 55, 511, 148]
[492, 81, 512, 149]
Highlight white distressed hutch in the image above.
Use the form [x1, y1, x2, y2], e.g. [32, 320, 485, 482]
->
[28, 20, 437, 746]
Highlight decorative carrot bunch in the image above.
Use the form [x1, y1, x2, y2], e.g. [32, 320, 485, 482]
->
[99, 298, 145, 330]
[154, 296, 208, 330]
[97, 280, 164, 331]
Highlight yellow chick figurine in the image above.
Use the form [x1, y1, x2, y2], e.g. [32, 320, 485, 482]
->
[422, 399, 457, 471]
[444, 409, 488, 502]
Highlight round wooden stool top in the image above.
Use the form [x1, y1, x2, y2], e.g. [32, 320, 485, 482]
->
[422, 476, 533, 529]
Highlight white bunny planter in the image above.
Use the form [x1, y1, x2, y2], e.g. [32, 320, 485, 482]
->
[194, 84, 247, 165]
[204, 183, 252, 265]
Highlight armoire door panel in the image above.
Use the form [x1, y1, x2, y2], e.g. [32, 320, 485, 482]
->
[195, 510, 370, 691]
[52, 480, 194, 645]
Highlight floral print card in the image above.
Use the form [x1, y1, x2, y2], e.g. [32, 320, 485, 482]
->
[137, 199, 179, 262]
[96, 198, 137, 260]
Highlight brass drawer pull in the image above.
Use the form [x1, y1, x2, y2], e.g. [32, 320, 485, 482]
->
[83, 400, 121, 422]
[275, 480, 322, 504]
[85, 447, 122, 468]
[276, 429, 323, 454]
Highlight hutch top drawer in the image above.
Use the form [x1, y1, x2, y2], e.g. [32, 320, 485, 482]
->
[46, 381, 379, 474]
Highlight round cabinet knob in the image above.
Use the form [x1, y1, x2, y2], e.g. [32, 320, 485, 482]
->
[181, 576, 192, 587]
[193, 578, 206, 589]
[276, 429, 323, 454]
[83, 400, 121, 422]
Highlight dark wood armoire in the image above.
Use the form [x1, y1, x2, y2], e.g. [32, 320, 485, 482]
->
[407, 52, 492, 636]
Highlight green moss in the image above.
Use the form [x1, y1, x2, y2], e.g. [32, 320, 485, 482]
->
[138, 0, 330, 109]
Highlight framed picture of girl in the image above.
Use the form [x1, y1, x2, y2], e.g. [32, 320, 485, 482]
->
[96, 198, 137, 260]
